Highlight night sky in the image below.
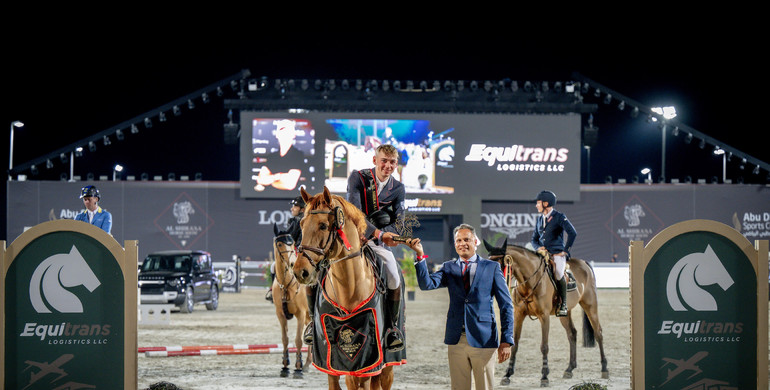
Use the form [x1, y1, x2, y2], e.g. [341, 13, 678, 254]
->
[3, 17, 765, 238]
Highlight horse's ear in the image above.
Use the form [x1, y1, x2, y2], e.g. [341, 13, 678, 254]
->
[322, 186, 332, 205]
[502, 237, 508, 249]
[300, 187, 310, 203]
[273, 222, 279, 237]
[483, 239, 494, 252]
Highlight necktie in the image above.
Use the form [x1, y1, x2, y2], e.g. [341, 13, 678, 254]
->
[462, 261, 470, 292]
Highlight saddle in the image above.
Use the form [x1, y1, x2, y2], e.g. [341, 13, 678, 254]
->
[537, 249, 577, 292]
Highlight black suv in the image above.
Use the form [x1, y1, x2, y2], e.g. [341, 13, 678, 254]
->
[138, 250, 219, 313]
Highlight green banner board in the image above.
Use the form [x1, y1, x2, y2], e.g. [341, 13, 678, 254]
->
[2, 220, 137, 389]
[630, 219, 768, 389]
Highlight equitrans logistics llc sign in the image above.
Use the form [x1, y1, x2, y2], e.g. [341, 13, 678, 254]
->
[3, 220, 136, 389]
[631, 220, 768, 389]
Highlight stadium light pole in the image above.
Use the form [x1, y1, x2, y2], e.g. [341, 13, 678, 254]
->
[713, 148, 726, 183]
[9, 120, 24, 180]
[651, 107, 677, 182]
[641, 168, 652, 184]
[113, 164, 124, 181]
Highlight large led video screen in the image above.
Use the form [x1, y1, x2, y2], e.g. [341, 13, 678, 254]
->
[240, 112, 580, 202]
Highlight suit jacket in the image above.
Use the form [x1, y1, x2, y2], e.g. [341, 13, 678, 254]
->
[75, 207, 113, 234]
[530, 209, 576, 254]
[415, 255, 514, 348]
[346, 168, 405, 239]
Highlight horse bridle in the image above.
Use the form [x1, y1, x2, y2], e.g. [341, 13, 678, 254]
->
[273, 234, 300, 296]
[490, 253, 547, 306]
[297, 206, 360, 272]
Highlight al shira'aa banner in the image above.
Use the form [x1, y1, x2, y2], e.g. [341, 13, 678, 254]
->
[629, 219, 768, 389]
[1, 220, 138, 389]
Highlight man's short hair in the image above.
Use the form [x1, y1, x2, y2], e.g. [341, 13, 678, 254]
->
[453, 223, 476, 237]
[376, 144, 399, 159]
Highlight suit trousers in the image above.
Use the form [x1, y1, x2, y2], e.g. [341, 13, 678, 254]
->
[447, 334, 497, 390]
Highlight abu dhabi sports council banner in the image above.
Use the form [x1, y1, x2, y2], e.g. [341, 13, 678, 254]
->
[6, 181, 770, 266]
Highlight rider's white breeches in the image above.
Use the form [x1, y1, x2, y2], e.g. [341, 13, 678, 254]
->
[553, 254, 566, 280]
[367, 241, 401, 290]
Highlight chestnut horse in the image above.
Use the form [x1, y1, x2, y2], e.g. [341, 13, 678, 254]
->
[271, 223, 312, 378]
[293, 186, 399, 390]
[484, 239, 608, 387]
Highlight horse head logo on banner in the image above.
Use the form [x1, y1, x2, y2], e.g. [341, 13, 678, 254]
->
[28, 245, 101, 313]
[665, 244, 734, 311]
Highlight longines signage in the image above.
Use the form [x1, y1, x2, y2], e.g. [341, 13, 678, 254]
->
[2, 220, 138, 389]
[630, 220, 768, 389]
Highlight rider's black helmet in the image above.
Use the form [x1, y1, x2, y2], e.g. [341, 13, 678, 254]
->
[535, 190, 556, 207]
[290, 196, 305, 209]
[80, 185, 100, 200]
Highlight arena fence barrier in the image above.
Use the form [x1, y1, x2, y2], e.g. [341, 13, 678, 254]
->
[144, 346, 308, 357]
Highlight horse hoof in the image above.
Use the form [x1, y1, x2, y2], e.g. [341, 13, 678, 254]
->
[292, 369, 304, 379]
[500, 377, 511, 386]
[540, 380, 549, 387]
[602, 371, 610, 379]
[563, 372, 572, 379]
[280, 368, 290, 378]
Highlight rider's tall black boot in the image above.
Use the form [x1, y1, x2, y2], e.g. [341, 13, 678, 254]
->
[555, 277, 568, 317]
[384, 288, 404, 352]
[265, 272, 275, 302]
[303, 284, 316, 345]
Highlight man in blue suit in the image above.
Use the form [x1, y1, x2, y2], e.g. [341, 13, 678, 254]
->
[74, 185, 112, 234]
[406, 223, 513, 390]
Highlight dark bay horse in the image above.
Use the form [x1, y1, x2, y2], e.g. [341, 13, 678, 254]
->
[484, 239, 608, 387]
[293, 186, 403, 390]
[271, 223, 311, 378]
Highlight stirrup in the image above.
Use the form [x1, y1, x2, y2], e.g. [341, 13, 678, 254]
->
[384, 327, 404, 352]
[265, 289, 273, 302]
[556, 303, 568, 317]
[302, 322, 313, 345]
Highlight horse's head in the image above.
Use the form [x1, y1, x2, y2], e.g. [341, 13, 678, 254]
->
[503, 244, 545, 285]
[293, 186, 366, 284]
[483, 237, 509, 268]
[273, 222, 297, 277]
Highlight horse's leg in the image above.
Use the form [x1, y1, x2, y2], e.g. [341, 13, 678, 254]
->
[277, 311, 290, 377]
[346, 375, 371, 389]
[379, 366, 394, 390]
[539, 315, 551, 387]
[580, 299, 609, 378]
[293, 307, 305, 378]
[559, 313, 577, 378]
[501, 306, 525, 386]
[328, 374, 343, 390]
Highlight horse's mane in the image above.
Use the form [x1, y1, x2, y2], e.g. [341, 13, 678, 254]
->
[304, 191, 367, 236]
[508, 244, 539, 256]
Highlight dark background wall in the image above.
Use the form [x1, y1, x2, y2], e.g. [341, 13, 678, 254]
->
[7, 181, 768, 266]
